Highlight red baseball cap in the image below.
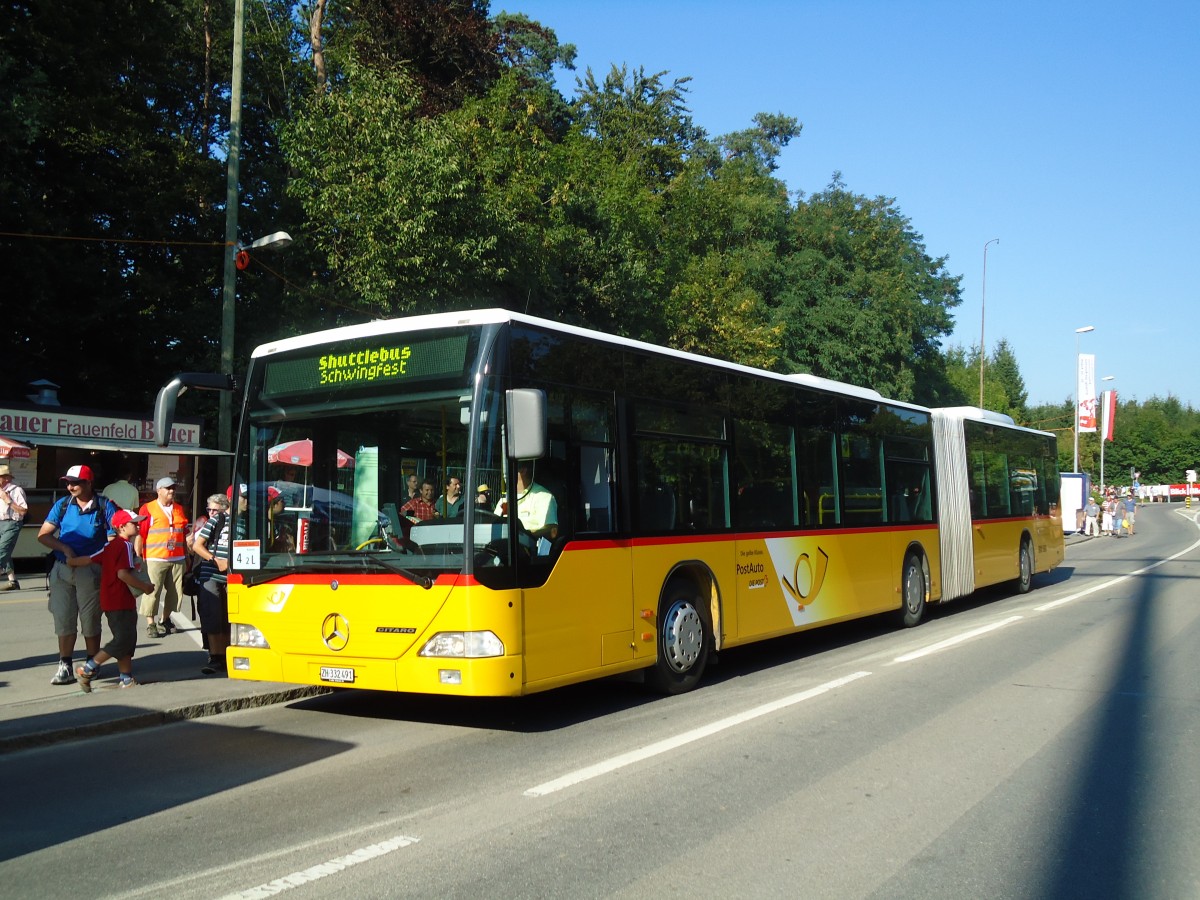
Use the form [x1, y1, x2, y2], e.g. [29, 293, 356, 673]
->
[267, 486, 282, 501]
[111, 509, 148, 528]
[61, 464, 95, 482]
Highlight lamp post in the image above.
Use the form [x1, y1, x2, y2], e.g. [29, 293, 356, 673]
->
[979, 238, 999, 407]
[218, 0, 247, 478]
[1072, 325, 1095, 472]
[217, 0, 292, 481]
[1099, 375, 1115, 490]
[217, 230, 292, 469]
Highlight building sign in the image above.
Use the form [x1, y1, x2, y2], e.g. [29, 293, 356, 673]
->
[0, 407, 201, 448]
[5, 450, 38, 489]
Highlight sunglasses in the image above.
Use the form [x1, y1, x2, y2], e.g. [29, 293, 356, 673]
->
[207, 507, 224, 514]
[65, 480, 84, 487]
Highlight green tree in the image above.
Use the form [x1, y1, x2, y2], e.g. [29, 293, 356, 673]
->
[2, 0, 226, 409]
[283, 60, 506, 315]
[657, 116, 799, 368]
[941, 339, 1028, 418]
[338, 0, 499, 115]
[778, 176, 961, 402]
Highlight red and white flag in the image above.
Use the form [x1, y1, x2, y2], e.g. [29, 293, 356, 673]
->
[1099, 389, 1117, 442]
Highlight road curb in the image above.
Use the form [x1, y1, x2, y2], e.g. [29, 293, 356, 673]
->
[0, 685, 330, 756]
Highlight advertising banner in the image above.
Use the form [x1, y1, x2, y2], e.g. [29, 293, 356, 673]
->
[1077, 353, 1096, 433]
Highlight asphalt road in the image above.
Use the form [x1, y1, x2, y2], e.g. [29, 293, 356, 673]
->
[3, 503, 1198, 899]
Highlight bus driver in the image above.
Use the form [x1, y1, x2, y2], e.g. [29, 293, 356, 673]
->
[497, 461, 557, 542]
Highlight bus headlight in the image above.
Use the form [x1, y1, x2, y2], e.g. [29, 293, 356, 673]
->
[418, 631, 504, 658]
[232, 623, 270, 649]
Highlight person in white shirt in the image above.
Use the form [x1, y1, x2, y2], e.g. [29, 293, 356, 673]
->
[496, 461, 558, 541]
[0, 464, 28, 590]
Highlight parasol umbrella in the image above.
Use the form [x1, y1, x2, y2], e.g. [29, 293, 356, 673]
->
[267, 438, 354, 468]
[0, 436, 32, 458]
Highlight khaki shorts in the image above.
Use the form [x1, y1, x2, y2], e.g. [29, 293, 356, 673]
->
[48, 560, 102, 637]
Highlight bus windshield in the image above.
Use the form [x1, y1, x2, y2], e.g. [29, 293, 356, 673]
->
[233, 324, 513, 583]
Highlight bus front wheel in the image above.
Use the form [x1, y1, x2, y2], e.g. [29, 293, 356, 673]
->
[899, 553, 926, 628]
[647, 586, 710, 695]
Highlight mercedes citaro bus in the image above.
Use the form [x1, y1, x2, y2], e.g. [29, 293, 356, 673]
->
[155, 309, 1063, 696]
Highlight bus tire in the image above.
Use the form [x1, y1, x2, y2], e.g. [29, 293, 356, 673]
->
[898, 552, 926, 628]
[1015, 538, 1034, 594]
[646, 584, 710, 695]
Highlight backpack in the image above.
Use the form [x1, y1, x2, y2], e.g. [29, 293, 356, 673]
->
[44, 492, 116, 572]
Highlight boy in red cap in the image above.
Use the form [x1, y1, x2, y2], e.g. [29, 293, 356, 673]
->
[70, 509, 154, 690]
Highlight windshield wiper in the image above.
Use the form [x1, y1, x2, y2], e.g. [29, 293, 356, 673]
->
[241, 562, 334, 587]
[353, 553, 434, 589]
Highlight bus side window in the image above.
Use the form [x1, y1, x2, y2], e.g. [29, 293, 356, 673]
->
[578, 445, 615, 532]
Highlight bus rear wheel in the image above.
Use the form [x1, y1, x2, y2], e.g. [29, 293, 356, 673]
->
[647, 587, 710, 695]
[898, 553, 926, 628]
[1015, 539, 1034, 594]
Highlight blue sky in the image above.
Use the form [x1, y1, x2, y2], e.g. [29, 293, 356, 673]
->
[507, 0, 1199, 411]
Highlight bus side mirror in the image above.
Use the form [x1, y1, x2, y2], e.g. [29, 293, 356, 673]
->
[154, 373, 235, 447]
[506, 388, 546, 459]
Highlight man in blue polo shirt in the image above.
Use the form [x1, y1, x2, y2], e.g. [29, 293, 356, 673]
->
[37, 464, 120, 685]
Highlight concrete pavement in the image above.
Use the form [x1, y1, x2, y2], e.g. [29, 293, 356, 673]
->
[0, 568, 325, 755]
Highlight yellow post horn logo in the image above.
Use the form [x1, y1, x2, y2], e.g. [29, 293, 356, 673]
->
[782, 546, 830, 611]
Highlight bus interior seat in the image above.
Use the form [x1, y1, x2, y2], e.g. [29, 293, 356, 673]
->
[639, 484, 676, 532]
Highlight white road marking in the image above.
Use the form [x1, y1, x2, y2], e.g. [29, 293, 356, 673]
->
[524, 671, 872, 797]
[218, 835, 420, 899]
[1036, 522, 1200, 612]
[892, 616, 1024, 663]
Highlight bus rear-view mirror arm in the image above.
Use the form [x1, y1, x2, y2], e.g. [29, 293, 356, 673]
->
[154, 373, 236, 447]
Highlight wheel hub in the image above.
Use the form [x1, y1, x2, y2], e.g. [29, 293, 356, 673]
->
[662, 601, 703, 672]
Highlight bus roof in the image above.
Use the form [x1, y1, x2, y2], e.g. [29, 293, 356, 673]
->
[252, 307, 924, 412]
[933, 406, 1055, 438]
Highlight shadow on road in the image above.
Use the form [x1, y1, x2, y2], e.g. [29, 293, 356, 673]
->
[1038, 570, 1163, 897]
[0, 722, 353, 862]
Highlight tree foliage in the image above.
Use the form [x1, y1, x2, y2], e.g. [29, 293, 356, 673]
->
[778, 177, 960, 402]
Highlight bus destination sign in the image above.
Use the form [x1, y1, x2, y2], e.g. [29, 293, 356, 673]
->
[262, 332, 472, 398]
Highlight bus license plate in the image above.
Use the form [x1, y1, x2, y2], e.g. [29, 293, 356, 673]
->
[320, 666, 355, 684]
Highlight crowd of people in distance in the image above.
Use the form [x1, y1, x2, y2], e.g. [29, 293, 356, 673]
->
[1081, 487, 1138, 538]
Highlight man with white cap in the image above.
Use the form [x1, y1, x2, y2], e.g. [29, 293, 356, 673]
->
[37, 464, 119, 685]
[135, 476, 189, 638]
[0, 465, 27, 592]
[0, 464, 28, 590]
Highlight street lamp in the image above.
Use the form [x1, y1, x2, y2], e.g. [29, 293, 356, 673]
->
[217, 0, 292, 482]
[979, 238, 999, 407]
[1099, 375, 1115, 490]
[1072, 325, 1095, 472]
[218, 0, 246, 473]
[218, 230, 292, 469]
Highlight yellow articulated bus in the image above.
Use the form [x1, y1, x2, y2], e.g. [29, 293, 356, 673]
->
[155, 310, 1064, 696]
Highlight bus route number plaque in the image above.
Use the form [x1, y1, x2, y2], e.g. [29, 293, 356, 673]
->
[233, 540, 261, 570]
